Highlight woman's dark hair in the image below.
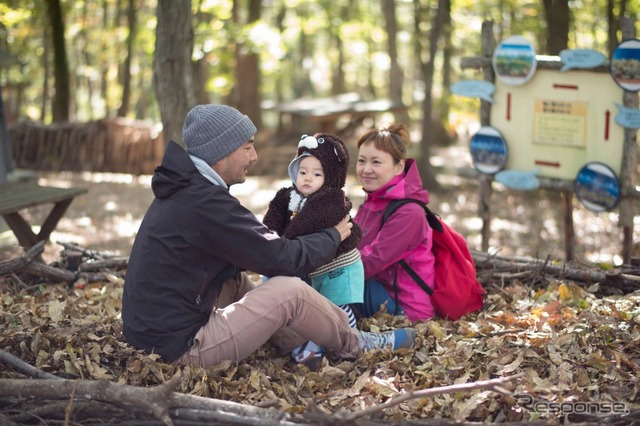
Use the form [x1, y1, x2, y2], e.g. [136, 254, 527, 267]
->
[355, 123, 410, 164]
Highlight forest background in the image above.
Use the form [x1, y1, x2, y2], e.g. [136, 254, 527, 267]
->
[0, 0, 638, 263]
[1, 3, 640, 423]
[2, 0, 637, 163]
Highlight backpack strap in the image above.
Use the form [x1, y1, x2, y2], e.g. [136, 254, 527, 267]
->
[382, 199, 438, 298]
[399, 260, 434, 295]
[392, 267, 401, 315]
[382, 199, 443, 233]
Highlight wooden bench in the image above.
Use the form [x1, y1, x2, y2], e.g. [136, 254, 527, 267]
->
[0, 182, 87, 247]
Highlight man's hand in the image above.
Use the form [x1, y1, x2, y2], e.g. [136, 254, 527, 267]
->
[334, 215, 353, 242]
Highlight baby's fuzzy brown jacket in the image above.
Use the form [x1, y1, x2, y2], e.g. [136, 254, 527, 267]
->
[263, 132, 362, 258]
[263, 186, 361, 258]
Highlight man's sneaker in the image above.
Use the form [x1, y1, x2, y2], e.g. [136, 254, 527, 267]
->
[292, 340, 325, 371]
[358, 327, 416, 352]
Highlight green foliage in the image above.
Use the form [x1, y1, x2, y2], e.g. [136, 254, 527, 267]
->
[0, 0, 630, 125]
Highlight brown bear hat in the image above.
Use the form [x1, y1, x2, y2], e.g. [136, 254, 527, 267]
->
[287, 133, 349, 190]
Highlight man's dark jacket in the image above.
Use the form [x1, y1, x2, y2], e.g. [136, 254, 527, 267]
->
[122, 141, 340, 362]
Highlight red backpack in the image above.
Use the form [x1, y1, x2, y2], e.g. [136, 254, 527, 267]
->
[382, 199, 486, 320]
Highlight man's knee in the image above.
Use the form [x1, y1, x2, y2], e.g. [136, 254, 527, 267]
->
[264, 276, 311, 296]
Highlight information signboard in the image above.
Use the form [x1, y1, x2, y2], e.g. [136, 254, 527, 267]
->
[490, 68, 626, 181]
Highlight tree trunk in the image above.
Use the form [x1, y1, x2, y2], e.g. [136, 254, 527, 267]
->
[190, 1, 210, 105]
[542, 0, 570, 55]
[153, 0, 196, 147]
[418, 0, 447, 190]
[439, 0, 453, 133]
[330, 28, 346, 95]
[100, 0, 110, 118]
[117, 0, 137, 117]
[47, 0, 71, 123]
[607, 0, 628, 57]
[294, 8, 313, 98]
[365, 38, 378, 99]
[78, 2, 95, 120]
[411, 1, 423, 108]
[274, 5, 287, 133]
[40, 24, 51, 122]
[383, 0, 409, 123]
[232, 0, 262, 129]
[0, 91, 13, 181]
[383, 0, 401, 102]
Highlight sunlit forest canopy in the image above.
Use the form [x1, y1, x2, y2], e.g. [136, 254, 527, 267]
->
[1, 0, 635, 126]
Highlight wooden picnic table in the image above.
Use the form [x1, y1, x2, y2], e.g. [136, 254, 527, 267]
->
[0, 182, 87, 248]
[276, 93, 407, 134]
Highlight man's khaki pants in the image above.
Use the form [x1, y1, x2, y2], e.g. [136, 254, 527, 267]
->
[177, 273, 361, 367]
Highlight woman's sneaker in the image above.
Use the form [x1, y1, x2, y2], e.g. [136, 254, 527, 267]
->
[358, 327, 416, 351]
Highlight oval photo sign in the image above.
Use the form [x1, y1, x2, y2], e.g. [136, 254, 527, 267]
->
[610, 38, 640, 92]
[470, 126, 508, 175]
[493, 35, 537, 86]
[574, 162, 620, 212]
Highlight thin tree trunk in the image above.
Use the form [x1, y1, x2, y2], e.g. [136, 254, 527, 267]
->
[330, 29, 346, 95]
[439, 0, 452, 133]
[47, 0, 71, 123]
[365, 38, 377, 99]
[412, 1, 423, 110]
[607, 0, 628, 56]
[274, 5, 286, 133]
[79, 2, 95, 120]
[607, 0, 618, 57]
[40, 24, 51, 121]
[100, 0, 110, 117]
[383, 0, 401, 102]
[383, 0, 409, 123]
[0, 90, 12, 181]
[294, 7, 313, 98]
[117, 0, 137, 117]
[232, 0, 262, 128]
[418, 0, 447, 190]
[153, 0, 196, 147]
[190, 1, 209, 105]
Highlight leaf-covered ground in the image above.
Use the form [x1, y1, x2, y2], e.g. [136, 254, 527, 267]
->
[1, 254, 639, 424]
[1, 142, 639, 424]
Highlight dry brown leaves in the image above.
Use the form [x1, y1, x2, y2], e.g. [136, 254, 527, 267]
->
[1, 269, 639, 424]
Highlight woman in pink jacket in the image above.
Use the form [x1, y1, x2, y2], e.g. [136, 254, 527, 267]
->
[353, 123, 436, 322]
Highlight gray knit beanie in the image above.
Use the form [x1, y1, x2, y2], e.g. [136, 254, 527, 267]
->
[183, 104, 257, 165]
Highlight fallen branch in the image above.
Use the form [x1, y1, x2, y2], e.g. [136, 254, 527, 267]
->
[79, 257, 128, 272]
[23, 260, 77, 283]
[0, 240, 45, 276]
[0, 373, 528, 426]
[0, 246, 125, 285]
[56, 241, 111, 260]
[0, 349, 63, 380]
[0, 372, 298, 426]
[0, 241, 78, 283]
[7, 400, 131, 424]
[471, 249, 640, 292]
[332, 373, 524, 422]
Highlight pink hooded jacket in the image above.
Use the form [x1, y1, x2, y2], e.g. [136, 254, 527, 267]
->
[354, 159, 435, 321]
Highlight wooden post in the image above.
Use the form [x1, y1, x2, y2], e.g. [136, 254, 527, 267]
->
[619, 18, 639, 264]
[478, 21, 496, 252]
[561, 190, 575, 261]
